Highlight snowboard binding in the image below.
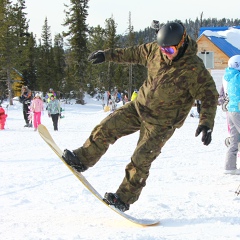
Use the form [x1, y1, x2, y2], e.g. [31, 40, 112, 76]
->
[103, 192, 130, 212]
[62, 149, 88, 172]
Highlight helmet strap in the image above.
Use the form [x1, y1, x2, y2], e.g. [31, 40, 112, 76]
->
[173, 36, 189, 62]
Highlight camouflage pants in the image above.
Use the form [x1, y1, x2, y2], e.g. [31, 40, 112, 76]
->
[73, 102, 175, 204]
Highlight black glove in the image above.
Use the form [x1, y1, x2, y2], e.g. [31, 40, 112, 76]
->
[195, 125, 212, 146]
[88, 50, 105, 64]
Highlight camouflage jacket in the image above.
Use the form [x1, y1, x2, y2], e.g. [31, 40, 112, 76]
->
[104, 36, 219, 129]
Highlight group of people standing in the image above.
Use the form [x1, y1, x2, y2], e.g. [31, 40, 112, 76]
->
[20, 87, 61, 131]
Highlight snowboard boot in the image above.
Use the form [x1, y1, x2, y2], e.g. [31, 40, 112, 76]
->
[103, 192, 130, 212]
[62, 149, 88, 172]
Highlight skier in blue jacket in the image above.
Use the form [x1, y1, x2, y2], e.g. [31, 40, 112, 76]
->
[223, 55, 240, 175]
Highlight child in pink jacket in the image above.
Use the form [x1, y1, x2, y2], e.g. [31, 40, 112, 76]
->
[31, 93, 44, 131]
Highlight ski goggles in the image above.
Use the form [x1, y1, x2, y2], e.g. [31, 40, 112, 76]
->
[160, 46, 177, 55]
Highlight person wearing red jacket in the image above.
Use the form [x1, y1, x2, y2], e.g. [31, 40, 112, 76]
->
[0, 106, 7, 130]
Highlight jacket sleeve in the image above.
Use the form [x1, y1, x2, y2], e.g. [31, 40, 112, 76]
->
[104, 42, 157, 67]
[190, 68, 219, 129]
[58, 101, 61, 113]
[27, 90, 32, 100]
[47, 102, 51, 114]
[41, 100, 44, 111]
[30, 101, 34, 111]
[218, 85, 225, 105]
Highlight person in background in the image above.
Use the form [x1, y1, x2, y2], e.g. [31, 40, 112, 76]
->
[116, 90, 122, 103]
[131, 89, 138, 101]
[0, 105, 7, 130]
[218, 75, 229, 112]
[47, 95, 60, 131]
[123, 92, 129, 105]
[45, 88, 56, 109]
[218, 85, 228, 106]
[20, 86, 32, 127]
[223, 55, 240, 175]
[107, 91, 111, 105]
[62, 21, 218, 212]
[30, 93, 44, 131]
[218, 75, 230, 147]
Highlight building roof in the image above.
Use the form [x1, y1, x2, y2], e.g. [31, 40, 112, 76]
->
[199, 26, 240, 36]
[198, 27, 240, 58]
[206, 35, 240, 57]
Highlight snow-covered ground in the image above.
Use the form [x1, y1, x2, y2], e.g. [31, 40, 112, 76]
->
[1, 96, 240, 240]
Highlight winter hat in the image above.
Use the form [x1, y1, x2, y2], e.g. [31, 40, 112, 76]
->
[35, 93, 40, 97]
[228, 55, 240, 70]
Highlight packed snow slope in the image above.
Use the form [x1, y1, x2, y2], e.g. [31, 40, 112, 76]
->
[1, 96, 240, 240]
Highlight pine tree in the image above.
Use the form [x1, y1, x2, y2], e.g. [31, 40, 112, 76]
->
[37, 17, 56, 93]
[63, 0, 89, 103]
[0, 0, 9, 100]
[12, 0, 31, 94]
[23, 33, 37, 91]
[0, 0, 20, 104]
[87, 25, 108, 92]
[53, 33, 65, 95]
[103, 16, 120, 91]
[126, 12, 134, 99]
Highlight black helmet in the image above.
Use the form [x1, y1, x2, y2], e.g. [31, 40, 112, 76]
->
[157, 22, 185, 47]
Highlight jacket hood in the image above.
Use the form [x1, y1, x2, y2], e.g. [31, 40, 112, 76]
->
[224, 67, 240, 82]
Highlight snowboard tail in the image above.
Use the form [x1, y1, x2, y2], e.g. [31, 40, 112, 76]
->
[38, 124, 159, 226]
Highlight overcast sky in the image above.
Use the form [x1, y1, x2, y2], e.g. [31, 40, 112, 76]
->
[21, 0, 240, 39]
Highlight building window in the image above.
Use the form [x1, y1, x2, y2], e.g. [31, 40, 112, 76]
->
[197, 51, 214, 69]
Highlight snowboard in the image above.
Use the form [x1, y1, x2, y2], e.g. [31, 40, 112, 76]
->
[38, 124, 159, 226]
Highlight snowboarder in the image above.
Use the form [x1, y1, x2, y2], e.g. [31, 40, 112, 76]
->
[62, 21, 218, 212]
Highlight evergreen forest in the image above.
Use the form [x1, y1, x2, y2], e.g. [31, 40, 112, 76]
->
[1, 0, 240, 104]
